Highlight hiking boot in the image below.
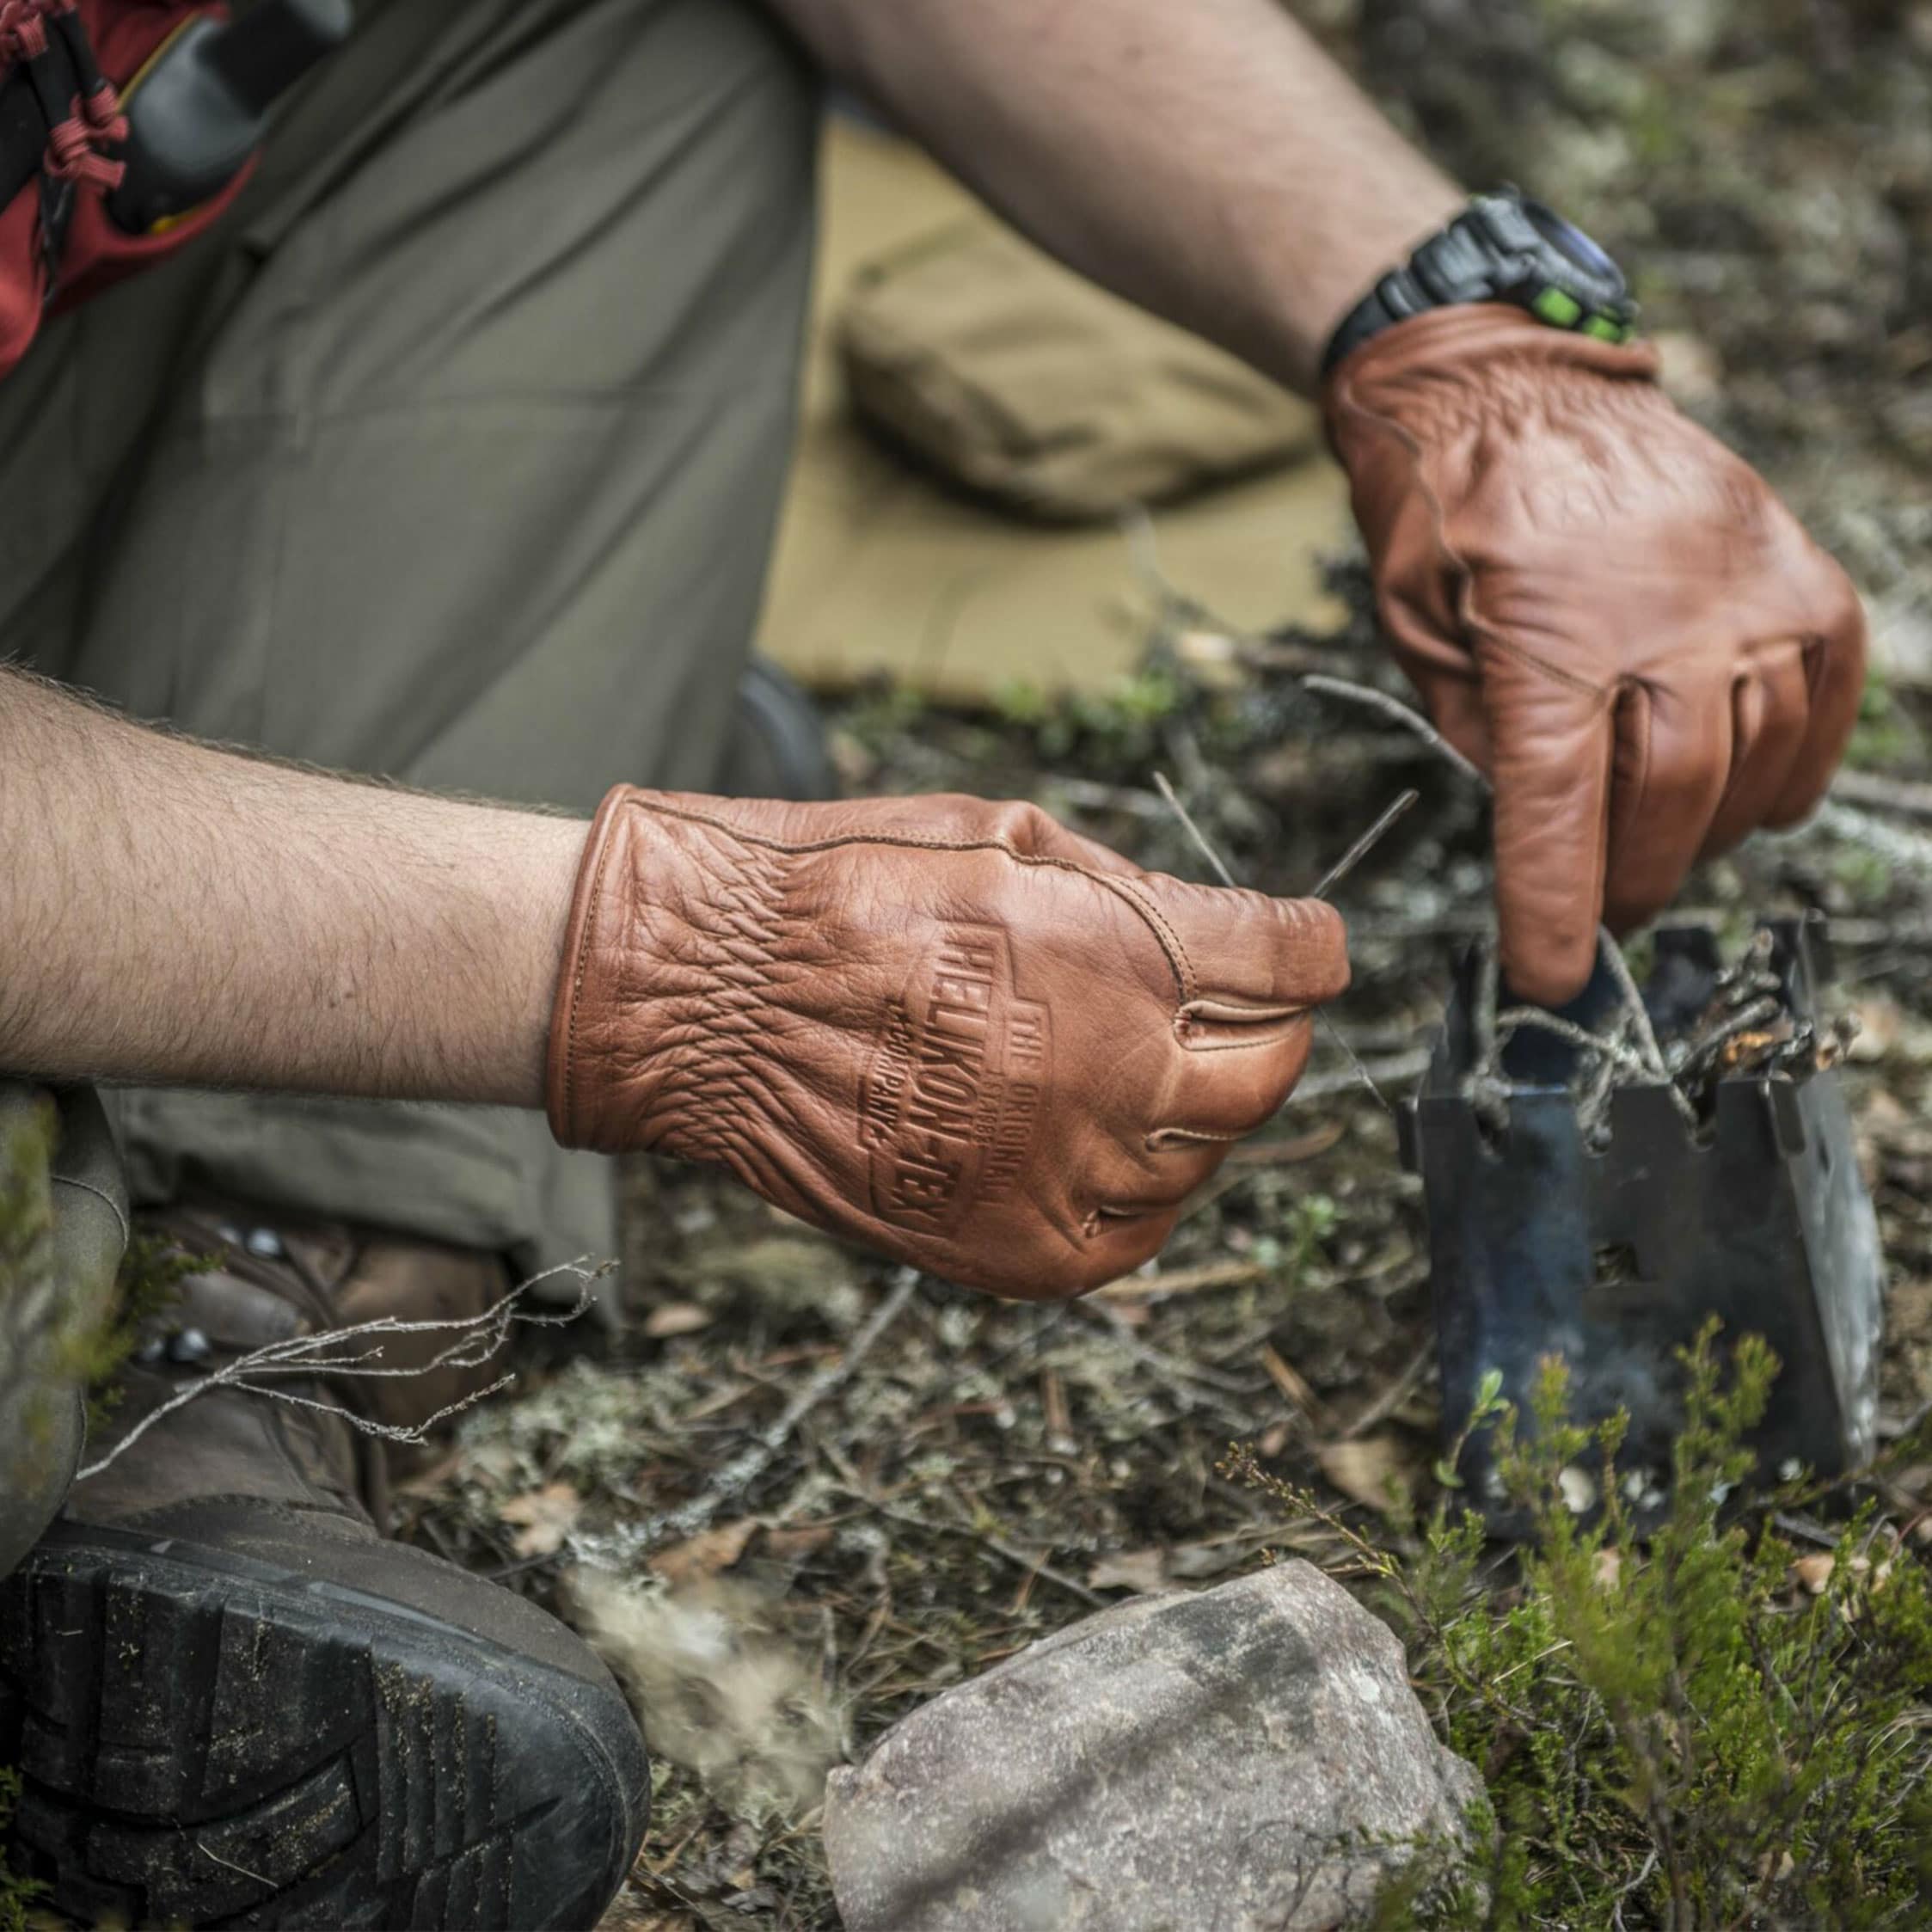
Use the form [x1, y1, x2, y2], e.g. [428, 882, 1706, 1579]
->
[0, 1200, 650, 1931]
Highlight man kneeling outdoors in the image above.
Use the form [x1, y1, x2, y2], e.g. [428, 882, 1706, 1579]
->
[0, 669, 1347, 1927]
[0, 0, 1862, 1923]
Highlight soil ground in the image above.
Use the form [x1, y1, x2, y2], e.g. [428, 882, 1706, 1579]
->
[394, 4, 1932, 1926]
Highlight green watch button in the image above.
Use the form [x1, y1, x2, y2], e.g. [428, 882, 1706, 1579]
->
[1581, 313, 1625, 342]
[1531, 285, 1584, 327]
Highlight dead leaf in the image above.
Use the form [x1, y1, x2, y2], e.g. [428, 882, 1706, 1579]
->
[1653, 328, 1723, 406]
[1088, 1548, 1170, 1593]
[498, 1481, 582, 1559]
[1593, 1549, 1622, 1591]
[1173, 626, 1246, 689]
[1168, 1536, 1260, 1581]
[1793, 1552, 1836, 1594]
[1891, 1462, 1932, 1502]
[649, 1517, 759, 1585]
[643, 1301, 714, 1339]
[1888, 1279, 1932, 1344]
[761, 1524, 836, 1564]
[390, 1444, 467, 1498]
[1260, 1344, 1334, 1430]
[1849, 996, 1903, 1064]
[1318, 1434, 1409, 1512]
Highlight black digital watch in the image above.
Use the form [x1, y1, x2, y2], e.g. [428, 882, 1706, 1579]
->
[1321, 189, 1637, 379]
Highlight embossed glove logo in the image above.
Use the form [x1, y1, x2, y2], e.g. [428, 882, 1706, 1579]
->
[860, 926, 1052, 1233]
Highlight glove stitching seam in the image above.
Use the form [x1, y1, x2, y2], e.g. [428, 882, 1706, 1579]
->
[1470, 625, 1609, 702]
[1092, 873, 1196, 1003]
[1178, 1030, 1305, 1054]
[561, 800, 629, 1142]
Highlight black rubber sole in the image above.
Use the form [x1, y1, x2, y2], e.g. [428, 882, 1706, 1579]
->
[0, 1523, 649, 1929]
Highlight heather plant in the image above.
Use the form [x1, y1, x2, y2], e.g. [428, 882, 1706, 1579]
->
[0, 1769, 41, 1932]
[1234, 1331, 1932, 1929]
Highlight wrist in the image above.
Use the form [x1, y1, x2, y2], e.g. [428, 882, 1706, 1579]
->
[462, 806, 587, 1110]
[1245, 178, 1463, 393]
[547, 784, 685, 1150]
[1303, 188, 1468, 379]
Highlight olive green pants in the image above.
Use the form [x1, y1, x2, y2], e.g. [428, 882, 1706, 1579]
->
[0, 0, 820, 1282]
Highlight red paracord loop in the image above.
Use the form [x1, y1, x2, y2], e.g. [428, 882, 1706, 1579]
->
[44, 81, 127, 190]
[0, 0, 64, 64]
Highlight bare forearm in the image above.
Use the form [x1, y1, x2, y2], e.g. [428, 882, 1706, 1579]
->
[0, 669, 580, 1105]
[770, 0, 1461, 391]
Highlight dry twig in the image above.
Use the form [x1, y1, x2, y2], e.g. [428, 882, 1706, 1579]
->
[1299, 672, 1486, 786]
[1152, 769, 1401, 1113]
[78, 1258, 604, 1481]
[576, 1268, 924, 1563]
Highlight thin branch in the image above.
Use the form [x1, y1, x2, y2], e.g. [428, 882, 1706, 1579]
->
[1151, 770, 1237, 887]
[77, 1258, 604, 1481]
[837, 1481, 1106, 1610]
[1491, 1008, 1660, 1084]
[1299, 672, 1486, 785]
[1311, 788, 1420, 898]
[1670, 996, 1784, 1083]
[1340, 1337, 1435, 1440]
[1814, 799, 1932, 879]
[574, 1267, 923, 1562]
[1300, 676, 1670, 1072]
[1291, 1048, 1432, 1101]
[1830, 768, 1932, 821]
[1151, 768, 1395, 1112]
[1599, 930, 1670, 1080]
[1316, 1013, 1395, 1113]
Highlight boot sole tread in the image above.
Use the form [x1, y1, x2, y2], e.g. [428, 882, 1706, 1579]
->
[1, 1525, 647, 1929]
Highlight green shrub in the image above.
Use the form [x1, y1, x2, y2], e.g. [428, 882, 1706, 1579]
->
[0, 1769, 43, 1932]
[1234, 1330, 1932, 1929]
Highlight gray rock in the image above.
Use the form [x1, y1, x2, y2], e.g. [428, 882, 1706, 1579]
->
[823, 1561, 1481, 1932]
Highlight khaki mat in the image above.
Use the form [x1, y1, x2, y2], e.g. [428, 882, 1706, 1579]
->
[756, 118, 1352, 702]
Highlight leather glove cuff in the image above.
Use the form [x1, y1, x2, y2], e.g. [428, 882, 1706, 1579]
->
[548, 785, 665, 1152]
[1320, 303, 1663, 462]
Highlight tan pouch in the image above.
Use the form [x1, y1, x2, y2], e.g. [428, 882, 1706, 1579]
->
[836, 219, 1318, 523]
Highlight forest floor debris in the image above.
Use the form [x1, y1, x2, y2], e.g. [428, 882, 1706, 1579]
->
[384, 6, 1932, 1924]
[395, 522, 1932, 1923]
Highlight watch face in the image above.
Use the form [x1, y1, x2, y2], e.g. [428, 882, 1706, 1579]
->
[1523, 199, 1622, 285]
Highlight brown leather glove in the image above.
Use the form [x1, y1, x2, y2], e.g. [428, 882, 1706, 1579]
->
[1326, 305, 1866, 1006]
[547, 788, 1347, 1298]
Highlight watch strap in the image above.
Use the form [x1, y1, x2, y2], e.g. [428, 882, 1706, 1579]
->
[1322, 192, 1636, 379]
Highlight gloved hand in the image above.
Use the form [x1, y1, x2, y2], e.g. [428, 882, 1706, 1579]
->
[1325, 305, 1866, 1006]
[547, 788, 1348, 1297]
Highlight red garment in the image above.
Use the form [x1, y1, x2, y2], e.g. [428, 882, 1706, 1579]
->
[0, 2, 250, 378]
